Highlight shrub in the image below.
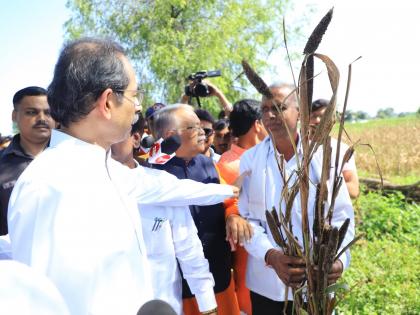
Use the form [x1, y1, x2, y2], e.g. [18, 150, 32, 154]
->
[337, 240, 419, 314]
[336, 192, 419, 313]
[355, 191, 419, 246]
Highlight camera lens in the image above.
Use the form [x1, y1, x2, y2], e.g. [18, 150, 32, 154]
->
[194, 83, 210, 97]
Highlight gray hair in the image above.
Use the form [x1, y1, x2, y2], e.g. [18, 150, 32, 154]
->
[265, 82, 298, 107]
[47, 37, 129, 127]
[153, 104, 194, 139]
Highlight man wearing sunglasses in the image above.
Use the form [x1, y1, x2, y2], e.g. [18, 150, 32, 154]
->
[194, 108, 220, 162]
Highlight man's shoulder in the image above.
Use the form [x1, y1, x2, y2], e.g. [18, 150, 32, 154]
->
[242, 137, 269, 160]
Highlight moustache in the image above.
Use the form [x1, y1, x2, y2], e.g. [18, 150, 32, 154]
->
[33, 121, 50, 129]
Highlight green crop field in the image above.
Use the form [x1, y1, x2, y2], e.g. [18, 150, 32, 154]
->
[332, 115, 420, 314]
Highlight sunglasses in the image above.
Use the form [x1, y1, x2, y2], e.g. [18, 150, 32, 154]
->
[203, 128, 214, 137]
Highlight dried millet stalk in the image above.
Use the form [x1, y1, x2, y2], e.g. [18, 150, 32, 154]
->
[242, 59, 273, 99]
[303, 8, 334, 54]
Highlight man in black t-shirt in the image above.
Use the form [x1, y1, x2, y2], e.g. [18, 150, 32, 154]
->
[0, 86, 55, 235]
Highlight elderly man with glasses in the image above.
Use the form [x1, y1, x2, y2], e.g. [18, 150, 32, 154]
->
[152, 104, 253, 315]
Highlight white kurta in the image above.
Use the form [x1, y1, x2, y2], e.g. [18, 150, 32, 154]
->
[329, 137, 357, 172]
[239, 137, 355, 302]
[0, 260, 70, 315]
[140, 205, 216, 314]
[8, 130, 234, 315]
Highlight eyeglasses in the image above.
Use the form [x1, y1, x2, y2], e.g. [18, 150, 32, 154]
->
[175, 126, 203, 134]
[114, 89, 145, 106]
[203, 128, 214, 137]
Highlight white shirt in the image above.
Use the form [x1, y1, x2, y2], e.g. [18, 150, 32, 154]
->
[239, 137, 355, 302]
[330, 138, 357, 172]
[0, 260, 70, 315]
[140, 205, 216, 314]
[0, 234, 11, 260]
[8, 130, 234, 315]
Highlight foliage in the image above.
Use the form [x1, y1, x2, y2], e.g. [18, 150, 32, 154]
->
[336, 191, 420, 314]
[344, 110, 369, 122]
[376, 107, 395, 119]
[337, 239, 419, 314]
[356, 191, 419, 246]
[65, 0, 300, 114]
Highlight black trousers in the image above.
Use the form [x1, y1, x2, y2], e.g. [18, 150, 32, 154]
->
[250, 291, 294, 315]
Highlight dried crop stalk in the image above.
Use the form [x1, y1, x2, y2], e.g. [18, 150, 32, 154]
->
[244, 8, 362, 314]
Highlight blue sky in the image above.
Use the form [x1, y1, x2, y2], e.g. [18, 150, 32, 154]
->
[1, 0, 419, 135]
[0, 0, 69, 135]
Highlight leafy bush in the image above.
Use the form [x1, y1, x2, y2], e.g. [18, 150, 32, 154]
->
[337, 240, 419, 314]
[355, 191, 419, 246]
[336, 192, 420, 314]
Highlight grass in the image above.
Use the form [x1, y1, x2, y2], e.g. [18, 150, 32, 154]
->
[337, 191, 420, 314]
[332, 114, 420, 184]
[330, 116, 420, 313]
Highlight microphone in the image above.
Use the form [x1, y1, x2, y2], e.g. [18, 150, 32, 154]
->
[137, 299, 177, 315]
[140, 135, 155, 150]
[148, 135, 181, 165]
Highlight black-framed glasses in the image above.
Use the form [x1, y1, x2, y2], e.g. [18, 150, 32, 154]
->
[203, 128, 214, 137]
[114, 89, 145, 106]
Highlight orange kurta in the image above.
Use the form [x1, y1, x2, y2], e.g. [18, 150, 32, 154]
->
[217, 144, 252, 315]
[183, 276, 239, 315]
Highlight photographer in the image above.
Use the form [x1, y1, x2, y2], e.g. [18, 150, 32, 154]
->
[180, 78, 232, 117]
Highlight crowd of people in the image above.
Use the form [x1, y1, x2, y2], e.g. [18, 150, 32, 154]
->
[0, 37, 358, 315]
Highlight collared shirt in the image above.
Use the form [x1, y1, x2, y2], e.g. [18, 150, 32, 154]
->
[0, 134, 34, 235]
[217, 144, 247, 184]
[208, 147, 221, 163]
[8, 130, 234, 315]
[140, 204, 216, 314]
[239, 136, 355, 302]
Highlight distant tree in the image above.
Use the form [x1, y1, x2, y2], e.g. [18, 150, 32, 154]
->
[344, 109, 355, 122]
[343, 110, 369, 122]
[65, 0, 301, 114]
[355, 110, 369, 120]
[376, 107, 395, 119]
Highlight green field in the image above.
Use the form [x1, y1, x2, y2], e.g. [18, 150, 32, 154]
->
[333, 115, 420, 314]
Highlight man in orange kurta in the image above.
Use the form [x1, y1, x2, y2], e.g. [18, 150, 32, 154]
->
[218, 99, 267, 315]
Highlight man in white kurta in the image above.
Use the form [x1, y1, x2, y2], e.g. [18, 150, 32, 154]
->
[140, 205, 216, 314]
[111, 129, 218, 315]
[239, 137, 354, 302]
[7, 38, 235, 315]
[238, 84, 355, 314]
[0, 260, 70, 315]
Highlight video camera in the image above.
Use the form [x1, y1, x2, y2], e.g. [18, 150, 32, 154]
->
[184, 70, 221, 98]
